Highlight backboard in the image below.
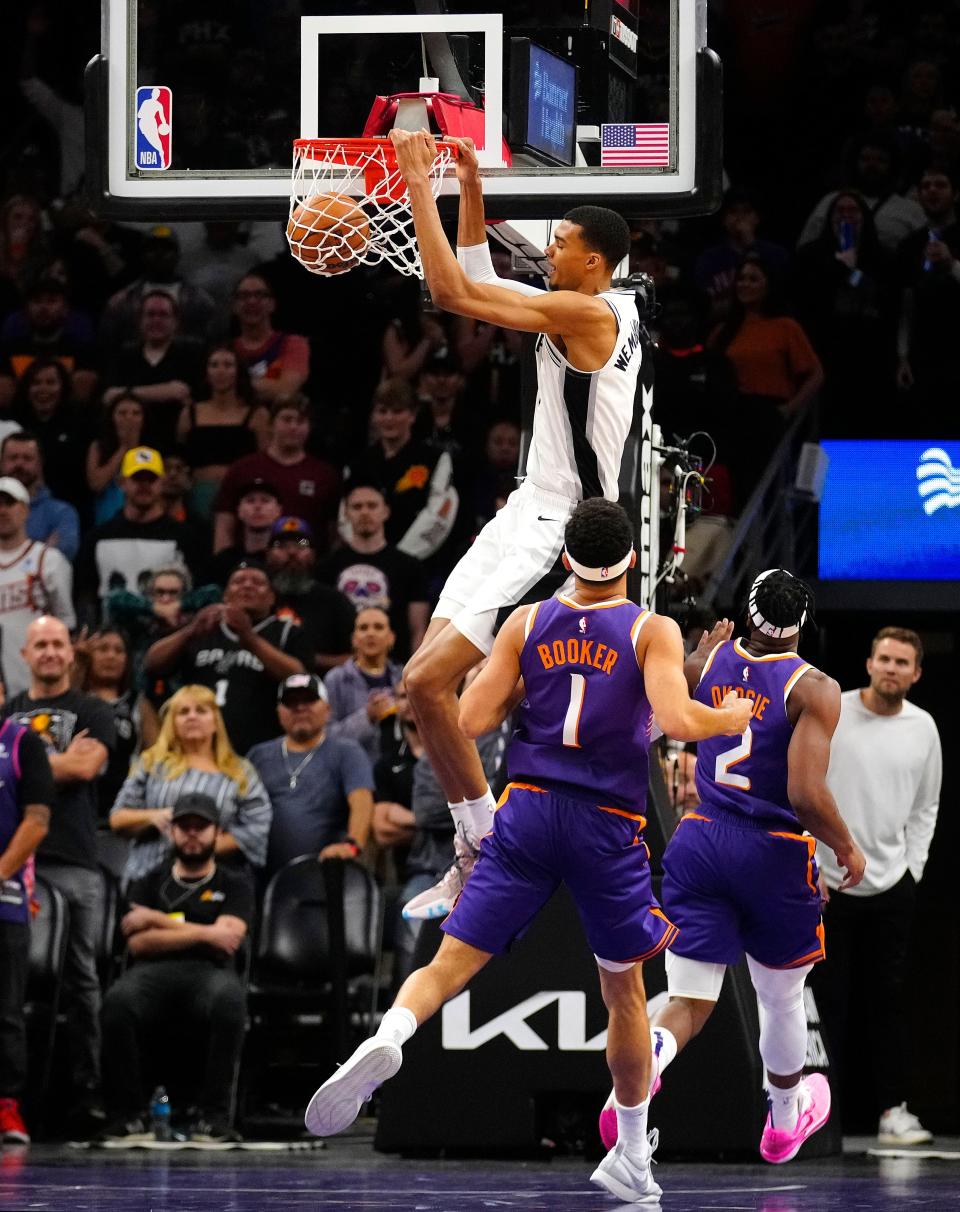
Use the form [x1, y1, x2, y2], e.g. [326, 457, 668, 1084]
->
[86, 1, 721, 222]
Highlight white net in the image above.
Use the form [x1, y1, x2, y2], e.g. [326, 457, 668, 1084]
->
[287, 138, 454, 278]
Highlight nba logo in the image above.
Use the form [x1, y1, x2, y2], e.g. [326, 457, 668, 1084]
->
[135, 86, 172, 170]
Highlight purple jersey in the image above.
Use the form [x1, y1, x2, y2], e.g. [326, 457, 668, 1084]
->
[694, 638, 812, 827]
[509, 595, 653, 811]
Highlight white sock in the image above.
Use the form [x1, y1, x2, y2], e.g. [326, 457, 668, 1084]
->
[375, 1007, 417, 1047]
[650, 1025, 678, 1086]
[452, 788, 495, 843]
[614, 1096, 650, 1154]
[768, 1079, 801, 1132]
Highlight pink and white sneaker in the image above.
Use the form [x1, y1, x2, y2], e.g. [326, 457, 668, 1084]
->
[759, 1073, 831, 1164]
[598, 1061, 663, 1150]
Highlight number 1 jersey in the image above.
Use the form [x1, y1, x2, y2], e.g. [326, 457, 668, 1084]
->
[694, 638, 812, 827]
[508, 595, 653, 812]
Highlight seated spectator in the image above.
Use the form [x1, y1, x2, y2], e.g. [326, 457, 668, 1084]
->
[0, 195, 51, 302]
[177, 345, 270, 518]
[248, 673, 374, 879]
[211, 478, 282, 586]
[0, 429, 80, 560]
[11, 357, 89, 507]
[381, 296, 450, 383]
[158, 445, 200, 525]
[0, 476, 74, 697]
[99, 792, 252, 1144]
[76, 448, 204, 623]
[0, 275, 97, 410]
[86, 394, 146, 525]
[325, 607, 402, 763]
[110, 684, 271, 886]
[72, 627, 143, 824]
[231, 273, 310, 406]
[213, 395, 340, 555]
[322, 481, 429, 660]
[347, 378, 459, 562]
[694, 187, 790, 321]
[264, 517, 355, 671]
[471, 420, 521, 530]
[707, 255, 823, 506]
[370, 680, 421, 880]
[143, 564, 311, 755]
[416, 353, 479, 462]
[100, 224, 216, 348]
[102, 290, 205, 454]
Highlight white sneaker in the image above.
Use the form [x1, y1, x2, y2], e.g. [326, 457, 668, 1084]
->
[877, 1102, 932, 1146]
[304, 1037, 403, 1136]
[590, 1130, 662, 1204]
[402, 835, 478, 921]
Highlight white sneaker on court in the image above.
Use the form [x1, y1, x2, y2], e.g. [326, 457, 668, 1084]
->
[402, 834, 478, 921]
[590, 1130, 662, 1204]
[878, 1102, 932, 1146]
[304, 1038, 403, 1136]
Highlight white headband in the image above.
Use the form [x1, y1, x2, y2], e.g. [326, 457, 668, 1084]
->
[748, 568, 807, 639]
[564, 546, 634, 583]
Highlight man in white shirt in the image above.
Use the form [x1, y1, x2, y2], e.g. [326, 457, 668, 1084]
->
[816, 627, 941, 1146]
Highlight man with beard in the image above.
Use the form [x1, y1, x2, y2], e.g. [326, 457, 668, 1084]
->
[99, 792, 253, 1143]
[265, 517, 355, 673]
[248, 674, 374, 879]
[143, 562, 312, 754]
[813, 627, 941, 1146]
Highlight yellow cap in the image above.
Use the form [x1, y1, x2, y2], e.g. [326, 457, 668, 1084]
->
[121, 446, 165, 478]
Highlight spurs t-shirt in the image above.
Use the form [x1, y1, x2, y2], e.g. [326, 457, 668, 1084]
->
[3, 689, 116, 869]
[126, 864, 254, 967]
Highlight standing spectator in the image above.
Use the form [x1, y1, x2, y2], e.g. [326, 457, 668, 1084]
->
[471, 420, 521, 531]
[324, 607, 402, 763]
[99, 793, 253, 1143]
[231, 274, 310, 406]
[694, 187, 790, 321]
[347, 378, 459, 562]
[100, 225, 216, 347]
[143, 564, 311, 756]
[0, 476, 74, 698]
[11, 358, 89, 507]
[85, 395, 146, 525]
[177, 345, 270, 518]
[323, 481, 429, 660]
[895, 167, 960, 429]
[213, 395, 340, 554]
[110, 685, 271, 886]
[264, 517, 359, 672]
[815, 627, 941, 1146]
[0, 429, 80, 560]
[0, 195, 50, 302]
[381, 295, 450, 383]
[102, 290, 204, 454]
[210, 478, 282, 586]
[708, 255, 823, 506]
[75, 447, 203, 622]
[0, 276, 97, 409]
[416, 353, 478, 462]
[0, 714, 55, 1145]
[3, 616, 116, 1122]
[248, 673, 374, 879]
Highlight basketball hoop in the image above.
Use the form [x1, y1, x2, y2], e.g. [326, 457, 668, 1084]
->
[288, 137, 456, 278]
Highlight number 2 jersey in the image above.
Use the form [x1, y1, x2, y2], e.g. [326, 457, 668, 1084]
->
[508, 594, 653, 812]
[694, 638, 813, 828]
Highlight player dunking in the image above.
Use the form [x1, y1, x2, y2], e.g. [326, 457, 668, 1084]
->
[599, 569, 867, 1163]
[304, 500, 753, 1203]
[389, 130, 648, 920]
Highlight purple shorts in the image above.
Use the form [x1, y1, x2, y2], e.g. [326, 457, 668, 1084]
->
[442, 782, 677, 964]
[661, 805, 825, 969]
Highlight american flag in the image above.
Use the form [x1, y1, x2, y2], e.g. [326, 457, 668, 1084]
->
[600, 123, 670, 167]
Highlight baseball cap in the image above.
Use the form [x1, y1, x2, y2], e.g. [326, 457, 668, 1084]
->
[238, 477, 281, 502]
[147, 224, 179, 244]
[270, 516, 314, 544]
[0, 477, 30, 505]
[171, 792, 220, 827]
[121, 446, 165, 478]
[278, 672, 328, 704]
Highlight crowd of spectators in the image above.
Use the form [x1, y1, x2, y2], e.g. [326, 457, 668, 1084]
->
[0, 3, 957, 1144]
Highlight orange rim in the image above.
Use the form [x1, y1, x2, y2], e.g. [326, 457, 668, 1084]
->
[293, 136, 460, 167]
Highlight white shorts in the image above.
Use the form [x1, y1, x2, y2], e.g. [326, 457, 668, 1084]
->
[434, 479, 576, 655]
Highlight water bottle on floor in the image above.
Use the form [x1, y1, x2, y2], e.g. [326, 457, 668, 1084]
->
[149, 1086, 172, 1141]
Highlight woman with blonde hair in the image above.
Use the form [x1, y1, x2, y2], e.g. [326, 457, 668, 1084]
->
[110, 684, 271, 885]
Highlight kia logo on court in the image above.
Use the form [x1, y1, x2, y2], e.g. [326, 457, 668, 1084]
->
[442, 991, 606, 1051]
[916, 447, 960, 515]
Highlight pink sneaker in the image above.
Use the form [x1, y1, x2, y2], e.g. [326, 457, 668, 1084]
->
[597, 1069, 662, 1150]
[760, 1073, 831, 1164]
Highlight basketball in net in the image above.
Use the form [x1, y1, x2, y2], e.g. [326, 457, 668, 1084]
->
[286, 192, 371, 275]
